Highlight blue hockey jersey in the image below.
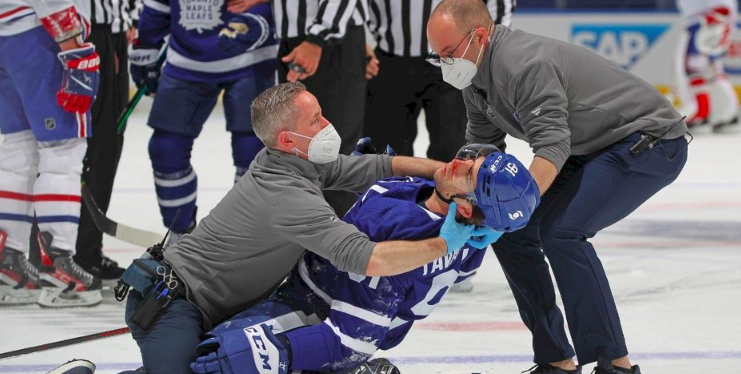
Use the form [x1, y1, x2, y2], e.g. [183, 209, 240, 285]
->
[137, 0, 278, 82]
[284, 177, 487, 372]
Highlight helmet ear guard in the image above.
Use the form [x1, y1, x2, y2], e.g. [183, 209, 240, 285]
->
[474, 153, 540, 232]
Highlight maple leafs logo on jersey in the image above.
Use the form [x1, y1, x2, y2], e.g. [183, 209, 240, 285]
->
[179, 0, 224, 34]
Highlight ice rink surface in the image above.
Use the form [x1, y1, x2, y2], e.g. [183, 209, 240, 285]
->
[1, 106, 740, 374]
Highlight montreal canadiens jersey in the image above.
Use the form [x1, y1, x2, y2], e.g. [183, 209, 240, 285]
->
[138, 0, 278, 82]
[0, 0, 90, 37]
[287, 177, 486, 371]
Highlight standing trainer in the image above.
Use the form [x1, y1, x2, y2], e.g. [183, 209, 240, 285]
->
[427, 1, 689, 373]
[120, 82, 492, 374]
[364, 0, 515, 160]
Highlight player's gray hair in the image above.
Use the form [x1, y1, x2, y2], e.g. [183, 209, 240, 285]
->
[432, 0, 492, 32]
[251, 82, 307, 147]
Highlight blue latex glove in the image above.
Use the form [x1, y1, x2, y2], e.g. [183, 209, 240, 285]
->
[467, 227, 504, 249]
[128, 41, 161, 96]
[439, 203, 476, 254]
[218, 13, 270, 54]
[191, 324, 290, 374]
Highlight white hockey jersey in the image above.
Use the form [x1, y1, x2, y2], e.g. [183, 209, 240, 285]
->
[0, 0, 90, 37]
[677, 0, 737, 17]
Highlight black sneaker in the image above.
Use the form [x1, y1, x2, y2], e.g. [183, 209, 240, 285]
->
[77, 255, 125, 280]
[524, 364, 583, 374]
[593, 358, 641, 374]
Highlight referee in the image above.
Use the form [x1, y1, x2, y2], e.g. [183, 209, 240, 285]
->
[273, 0, 369, 155]
[74, 0, 139, 279]
[365, 0, 515, 160]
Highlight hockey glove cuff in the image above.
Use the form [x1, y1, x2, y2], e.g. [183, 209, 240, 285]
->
[56, 43, 100, 114]
[191, 323, 290, 374]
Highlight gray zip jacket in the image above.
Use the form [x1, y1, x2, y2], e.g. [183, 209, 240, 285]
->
[465, 26, 687, 171]
[164, 148, 393, 328]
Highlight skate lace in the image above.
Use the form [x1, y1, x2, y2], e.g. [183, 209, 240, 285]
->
[100, 256, 119, 269]
[58, 256, 94, 286]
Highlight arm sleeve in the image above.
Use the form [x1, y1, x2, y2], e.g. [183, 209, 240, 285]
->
[137, 0, 170, 48]
[32, 0, 90, 42]
[463, 88, 508, 151]
[322, 154, 394, 194]
[510, 59, 571, 171]
[272, 191, 376, 275]
[241, 3, 275, 50]
[305, 0, 360, 47]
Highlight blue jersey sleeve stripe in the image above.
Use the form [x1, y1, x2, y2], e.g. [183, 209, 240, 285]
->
[324, 319, 379, 355]
[143, 0, 170, 13]
[330, 300, 391, 327]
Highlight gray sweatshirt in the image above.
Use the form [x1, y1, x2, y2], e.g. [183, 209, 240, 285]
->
[164, 149, 393, 328]
[465, 26, 687, 171]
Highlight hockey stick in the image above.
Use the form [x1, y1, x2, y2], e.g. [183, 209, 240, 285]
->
[116, 45, 169, 134]
[81, 184, 163, 248]
[0, 327, 130, 360]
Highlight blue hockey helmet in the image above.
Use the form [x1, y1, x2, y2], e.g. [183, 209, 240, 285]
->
[457, 144, 540, 232]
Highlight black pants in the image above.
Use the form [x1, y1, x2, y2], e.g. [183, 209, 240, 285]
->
[74, 27, 129, 264]
[364, 49, 467, 161]
[493, 134, 688, 364]
[278, 26, 366, 155]
[279, 27, 366, 217]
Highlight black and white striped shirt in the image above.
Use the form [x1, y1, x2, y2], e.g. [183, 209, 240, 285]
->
[368, 0, 516, 57]
[90, 0, 139, 33]
[273, 0, 368, 46]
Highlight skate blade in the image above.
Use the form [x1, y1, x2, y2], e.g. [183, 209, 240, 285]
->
[0, 286, 41, 306]
[45, 359, 96, 374]
[38, 288, 102, 308]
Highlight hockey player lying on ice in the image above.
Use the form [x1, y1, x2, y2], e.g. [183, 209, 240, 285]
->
[190, 143, 541, 374]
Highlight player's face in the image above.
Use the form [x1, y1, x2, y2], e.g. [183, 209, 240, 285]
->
[434, 155, 486, 207]
[290, 91, 330, 158]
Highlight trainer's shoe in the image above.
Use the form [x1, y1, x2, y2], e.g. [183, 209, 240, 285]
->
[593, 358, 641, 374]
[524, 364, 583, 374]
[0, 230, 42, 305]
[46, 359, 95, 374]
[75, 254, 125, 280]
[36, 232, 102, 307]
[346, 358, 400, 374]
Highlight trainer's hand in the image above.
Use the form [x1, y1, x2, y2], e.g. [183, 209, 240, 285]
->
[281, 41, 322, 82]
[439, 203, 475, 254]
[365, 44, 379, 79]
[226, 0, 267, 13]
[467, 227, 503, 249]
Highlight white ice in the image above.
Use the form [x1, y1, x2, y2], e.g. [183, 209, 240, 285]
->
[1, 102, 740, 374]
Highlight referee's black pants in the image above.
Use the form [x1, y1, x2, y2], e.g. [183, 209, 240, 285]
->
[278, 26, 366, 156]
[364, 48, 468, 161]
[279, 26, 366, 217]
[74, 26, 129, 265]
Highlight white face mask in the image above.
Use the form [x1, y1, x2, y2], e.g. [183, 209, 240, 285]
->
[441, 31, 485, 90]
[290, 124, 342, 164]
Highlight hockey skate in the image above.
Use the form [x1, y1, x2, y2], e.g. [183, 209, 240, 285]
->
[36, 232, 102, 308]
[345, 358, 400, 374]
[592, 358, 641, 374]
[0, 230, 42, 305]
[450, 276, 474, 293]
[46, 359, 95, 374]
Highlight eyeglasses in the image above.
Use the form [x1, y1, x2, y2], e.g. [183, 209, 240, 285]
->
[455, 143, 500, 161]
[426, 29, 475, 67]
[447, 143, 501, 205]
